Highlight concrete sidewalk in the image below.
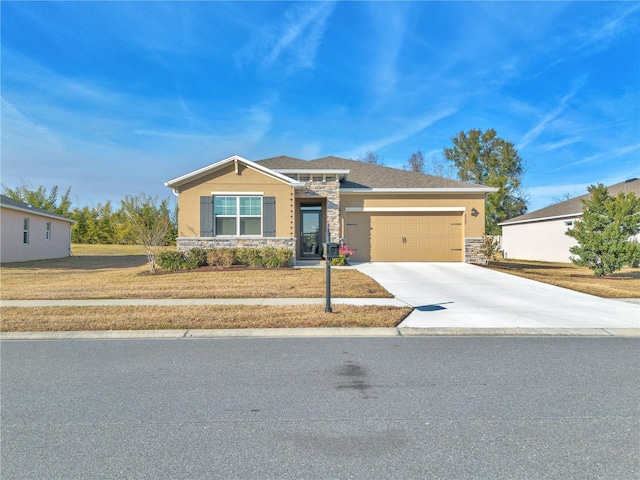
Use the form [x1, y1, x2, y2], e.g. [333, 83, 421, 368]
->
[2, 292, 638, 338]
[0, 298, 408, 307]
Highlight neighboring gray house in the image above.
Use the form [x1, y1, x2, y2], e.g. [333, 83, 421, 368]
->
[499, 178, 640, 262]
[0, 194, 74, 263]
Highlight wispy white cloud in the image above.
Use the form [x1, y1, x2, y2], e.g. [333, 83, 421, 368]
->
[518, 85, 582, 151]
[557, 143, 640, 170]
[343, 107, 457, 160]
[574, 3, 639, 55]
[241, 2, 336, 73]
[538, 137, 583, 153]
[367, 4, 408, 100]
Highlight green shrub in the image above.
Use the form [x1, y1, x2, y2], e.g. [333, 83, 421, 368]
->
[233, 248, 262, 267]
[185, 247, 208, 269]
[275, 248, 293, 267]
[331, 256, 348, 266]
[157, 250, 187, 271]
[479, 235, 501, 263]
[207, 248, 234, 267]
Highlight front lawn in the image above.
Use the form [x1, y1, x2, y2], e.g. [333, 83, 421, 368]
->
[0, 244, 391, 300]
[487, 259, 640, 298]
[0, 305, 411, 332]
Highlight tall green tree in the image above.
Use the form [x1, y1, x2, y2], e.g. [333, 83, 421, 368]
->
[2, 182, 73, 217]
[120, 193, 173, 273]
[443, 129, 527, 234]
[566, 184, 640, 276]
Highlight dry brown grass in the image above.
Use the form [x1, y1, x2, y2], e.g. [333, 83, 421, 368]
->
[0, 305, 411, 331]
[0, 244, 390, 300]
[487, 260, 640, 298]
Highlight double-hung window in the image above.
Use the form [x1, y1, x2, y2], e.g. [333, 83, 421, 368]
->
[46, 222, 51, 241]
[214, 196, 262, 236]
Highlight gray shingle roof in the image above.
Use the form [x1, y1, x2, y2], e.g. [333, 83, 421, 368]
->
[0, 194, 74, 223]
[499, 178, 640, 225]
[257, 155, 490, 190]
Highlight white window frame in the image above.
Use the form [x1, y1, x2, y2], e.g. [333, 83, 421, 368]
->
[23, 218, 29, 244]
[214, 195, 262, 237]
[46, 222, 51, 241]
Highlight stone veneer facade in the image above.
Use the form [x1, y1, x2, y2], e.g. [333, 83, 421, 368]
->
[297, 179, 341, 243]
[177, 237, 297, 260]
[464, 237, 487, 265]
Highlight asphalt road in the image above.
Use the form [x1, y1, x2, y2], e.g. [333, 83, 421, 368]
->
[2, 337, 638, 479]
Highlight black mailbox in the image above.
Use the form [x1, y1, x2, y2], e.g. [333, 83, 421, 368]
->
[323, 242, 340, 259]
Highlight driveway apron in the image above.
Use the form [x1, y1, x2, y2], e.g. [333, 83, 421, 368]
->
[354, 263, 640, 329]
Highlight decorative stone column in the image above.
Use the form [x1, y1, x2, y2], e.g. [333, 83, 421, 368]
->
[298, 179, 341, 242]
[465, 237, 486, 264]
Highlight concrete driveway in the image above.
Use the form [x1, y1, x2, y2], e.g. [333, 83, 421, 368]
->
[354, 263, 640, 331]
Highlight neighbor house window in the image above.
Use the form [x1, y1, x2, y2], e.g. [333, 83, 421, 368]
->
[214, 196, 262, 236]
[23, 218, 29, 244]
[46, 222, 51, 241]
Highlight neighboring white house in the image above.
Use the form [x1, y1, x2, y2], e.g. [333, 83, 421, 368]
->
[499, 178, 640, 263]
[0, 194, 74, 263]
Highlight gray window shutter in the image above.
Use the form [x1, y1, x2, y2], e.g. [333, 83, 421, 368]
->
[200, 196, 214, 237]
[263, 197, 276, 237]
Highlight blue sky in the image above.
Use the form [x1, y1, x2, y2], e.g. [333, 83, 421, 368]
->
[2, 1, 639, 212]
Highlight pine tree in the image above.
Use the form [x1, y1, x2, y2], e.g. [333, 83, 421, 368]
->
[566, 184, 640, 276]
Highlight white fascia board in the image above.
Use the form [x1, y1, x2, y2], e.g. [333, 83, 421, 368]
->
[340, 187, 498, 194]
[210, 191, 264, 196]
[1, 204, 75, 223]
[498, 212, 582, 226]
[165, 155, 304, 188]
[346, 206, 466, 213]
[274, 169, 351, 175]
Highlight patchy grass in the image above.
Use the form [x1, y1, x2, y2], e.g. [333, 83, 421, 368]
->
[487, 259, 640, 298]
[71, 244, 145, 256]
[1, 244, 391, 300]
[0, 305, 411, 332]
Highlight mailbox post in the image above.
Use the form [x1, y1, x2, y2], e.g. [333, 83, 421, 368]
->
[323, 237, 339, 314]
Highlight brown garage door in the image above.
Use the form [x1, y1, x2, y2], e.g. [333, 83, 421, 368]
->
[347, 212, 463, 262]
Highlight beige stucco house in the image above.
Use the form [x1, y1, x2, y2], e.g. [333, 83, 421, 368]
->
[0, 194, 74, 263]
[499, 178, 639, 262]
[165, 155, 497, 263]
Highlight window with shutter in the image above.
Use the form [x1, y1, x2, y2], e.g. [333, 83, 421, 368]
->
[200, 196, 214, 237]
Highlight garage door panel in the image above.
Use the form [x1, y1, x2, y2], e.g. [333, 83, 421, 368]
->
[369, 213, 463, 262]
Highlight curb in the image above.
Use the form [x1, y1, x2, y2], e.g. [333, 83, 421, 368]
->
[1, 327, 638, 340]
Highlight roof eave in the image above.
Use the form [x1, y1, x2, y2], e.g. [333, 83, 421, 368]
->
[0, 204, 75, 223]
[340, 187, 498, 194]
[499, 212, 582, 226]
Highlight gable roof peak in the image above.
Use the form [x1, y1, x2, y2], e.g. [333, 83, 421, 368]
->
[165, 155, 305, 189]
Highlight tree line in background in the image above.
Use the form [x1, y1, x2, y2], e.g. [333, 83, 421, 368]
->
[1, 183, 177, 246]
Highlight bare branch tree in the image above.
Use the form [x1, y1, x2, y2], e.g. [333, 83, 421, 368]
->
[120, 193, 173, 273]
[354, 150, 384, 165]
[404, 149, 425, 173]
[425, 152, 457, 179]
